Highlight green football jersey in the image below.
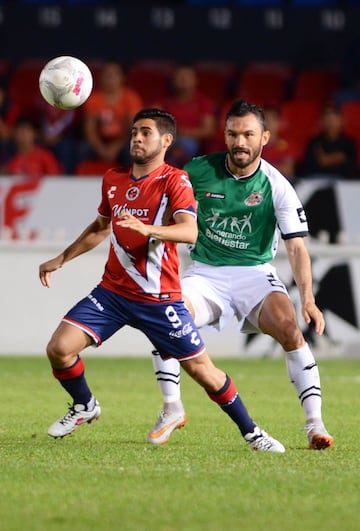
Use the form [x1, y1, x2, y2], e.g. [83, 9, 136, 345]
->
[184, 152, 308, 267]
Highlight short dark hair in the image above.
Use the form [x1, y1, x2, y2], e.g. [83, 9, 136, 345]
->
[14, 116, 37, 130]
[133, 108, 177, 139]
[225, 99, 266, 130]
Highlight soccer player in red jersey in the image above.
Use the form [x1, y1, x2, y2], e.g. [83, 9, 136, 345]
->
[39, 108, 284, 452]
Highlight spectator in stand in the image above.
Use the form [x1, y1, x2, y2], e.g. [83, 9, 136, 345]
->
[0, 80, 22, 165]
[0, 116, 63, 179]
[78, 61, 143, 167]
[154, 63, 217, 166]
[299, 103, 358, 180]
[262, 106, 296, 182]
[32, 95, 81, 175]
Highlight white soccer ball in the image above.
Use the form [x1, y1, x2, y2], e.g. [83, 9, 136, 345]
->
[39, 56, 93, 110]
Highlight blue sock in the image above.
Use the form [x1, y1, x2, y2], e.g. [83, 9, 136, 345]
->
[52, 356, 92, 406]
[207, 375, 256, 436]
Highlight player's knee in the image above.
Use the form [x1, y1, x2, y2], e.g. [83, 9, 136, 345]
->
[182, 355, 209, 383]
[277, 320, 303, 351]
[46, 336, 71, 365]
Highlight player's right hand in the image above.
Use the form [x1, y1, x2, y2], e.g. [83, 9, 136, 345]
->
[39, 258, 62, 288]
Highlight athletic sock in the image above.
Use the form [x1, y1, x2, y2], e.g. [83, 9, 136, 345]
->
[207, 375, 256, 436]
[52, 355, 93, 407]
[151, 350, 181, 403]
[285, 343, 322, 421]
[164, 400, 185, 414]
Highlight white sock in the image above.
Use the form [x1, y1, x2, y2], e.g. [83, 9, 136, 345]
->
[285, 343, 322, 422]
[86, 395, 96, 411]
[151, 350, 182, 404]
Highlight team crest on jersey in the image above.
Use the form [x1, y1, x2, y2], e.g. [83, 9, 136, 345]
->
[244, 191, 263, 206]
[126, 187, 140, 201]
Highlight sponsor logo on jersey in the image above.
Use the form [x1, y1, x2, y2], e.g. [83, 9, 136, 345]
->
[205, 192, 225, 199]
[112, 203, 150, 218]
[169, 322, 194, 339]
[180, 174, 192, 188]
[87, 294, 104, 311]
[206, 210, 252, 236]
[297, 207, 307, 223]
[159, 293, 171, 301]
[126, 186, 140, 201]
[244, 191, 263, 206]
[204, 209, 252, 248]
[205, 228, 250, 249]
[107, 185, 117, 199]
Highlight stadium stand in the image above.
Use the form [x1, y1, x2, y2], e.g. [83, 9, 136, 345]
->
[194, 61, 238, 104]
[340, 101, 360, 165]
[235, 62, 292, 109]
[126, 60, 174, 106]
[2, 55, 358, 175]
[7, 59, 44, 117]
[292, 68, 340, 105]
[279, 100, 322, 164]
[74, 158, 115, 176]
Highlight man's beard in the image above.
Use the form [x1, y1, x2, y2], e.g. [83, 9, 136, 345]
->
[131, 143, 162, 165]
[228, 143, 262, 170]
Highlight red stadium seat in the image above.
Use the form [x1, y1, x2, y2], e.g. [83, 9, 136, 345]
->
[86, 58, 105, 90]
[341, 101, 360, 141]
[194, 61, 238, 104]
[8, 59, 45, 115]
[211, 97, 249, 151]
[292, 68, 339, 104]
[74, 159, 115, 176]
[235, 62, 292, 108]
[126, 60, 174, 106]
[279, 100, 322, 163]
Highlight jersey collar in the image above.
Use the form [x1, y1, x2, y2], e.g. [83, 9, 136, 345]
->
[224, 154, 261, 181]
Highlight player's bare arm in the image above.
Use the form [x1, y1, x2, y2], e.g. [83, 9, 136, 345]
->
[39, 215, 111, 288]
[284, 237, 325, 335]
[116, 211, 198, 244]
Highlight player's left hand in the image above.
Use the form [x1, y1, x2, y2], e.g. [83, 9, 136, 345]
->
[302, 301, 325, 336]
[116, 213, 151, 237]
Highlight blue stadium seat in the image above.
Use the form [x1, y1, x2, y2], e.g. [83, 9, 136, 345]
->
[18, 0, 112, 4]
[290, 0, 337, 5]
[236, 0, 283, 5]
[186, 0, 233, 5]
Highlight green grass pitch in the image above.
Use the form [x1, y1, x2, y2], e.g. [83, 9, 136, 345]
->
[1, 356, 360, 531]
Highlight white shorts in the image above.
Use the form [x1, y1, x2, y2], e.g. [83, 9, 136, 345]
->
[181, 261, 289, 333]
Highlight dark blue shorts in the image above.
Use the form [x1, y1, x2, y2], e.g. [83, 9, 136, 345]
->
[64, 285, 206, 361]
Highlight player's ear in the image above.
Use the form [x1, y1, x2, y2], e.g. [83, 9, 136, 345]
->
[163, 132, 174, 149]
[262, 129, 271, 147]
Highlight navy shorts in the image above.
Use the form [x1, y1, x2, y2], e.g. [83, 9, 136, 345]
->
[64, 285, 206, 361]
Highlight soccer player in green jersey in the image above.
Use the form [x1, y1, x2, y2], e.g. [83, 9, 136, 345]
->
[148, 99, 334, 450]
